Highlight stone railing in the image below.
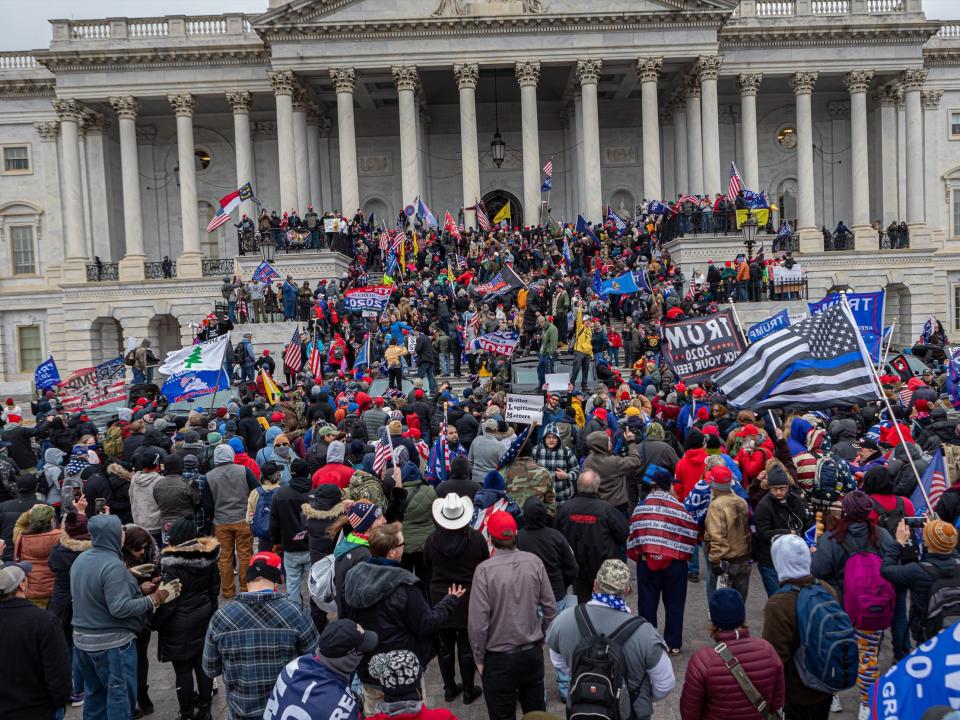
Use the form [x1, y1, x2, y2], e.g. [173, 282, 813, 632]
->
[0, 52, 40, 70]
[743, 0, 913, 18]
[938, 24, 960, 39]
[51, 15, 255, 44]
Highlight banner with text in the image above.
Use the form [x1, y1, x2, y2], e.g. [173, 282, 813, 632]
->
[747, 309, 791, 344]
[343, 285, 393, 313]
[473, 330, 520, 357]
[809, 290, 885, 336]
[60, 357, 127, 411]
[505, 394, 544, 425]
[661, 309, 746, 385]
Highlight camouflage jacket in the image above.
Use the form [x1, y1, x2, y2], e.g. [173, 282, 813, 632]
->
[502, 457, 556, 515]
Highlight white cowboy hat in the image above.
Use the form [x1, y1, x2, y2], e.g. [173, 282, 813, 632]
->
[431, 493, 474, 531]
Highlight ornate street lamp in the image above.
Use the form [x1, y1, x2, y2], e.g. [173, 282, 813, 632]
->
[491, 69, 505, 168]
[741, 208, 759, 260]
[259, 232, 276, 263]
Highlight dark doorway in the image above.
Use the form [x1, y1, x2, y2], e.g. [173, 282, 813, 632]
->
[481, 189, 523, 228]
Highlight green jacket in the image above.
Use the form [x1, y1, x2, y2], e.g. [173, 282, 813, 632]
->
[540, 322, 558, 355]
[401, 481, 437, 553]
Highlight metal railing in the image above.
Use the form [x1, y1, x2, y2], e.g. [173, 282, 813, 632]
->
[144, 261, 176, 279]
[86, 262, 119, 282]
[823, 231, 853, 252]
[879, 230, 910, 249]
[202, 258, 236, 277]
[771, 234, 800, 253]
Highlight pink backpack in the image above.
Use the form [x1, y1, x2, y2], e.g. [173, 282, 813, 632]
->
[842, 539, 895, 630]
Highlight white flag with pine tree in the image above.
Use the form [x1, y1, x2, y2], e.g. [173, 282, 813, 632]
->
[159, 333, 231, 376]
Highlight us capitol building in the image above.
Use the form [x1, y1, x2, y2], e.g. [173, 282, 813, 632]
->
[0, 0, 958, 392]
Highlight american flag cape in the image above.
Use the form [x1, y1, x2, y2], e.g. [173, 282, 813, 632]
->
[283, 327, 303, 372]
[626, 490, 699, 564]
[911, 448, 948, 518]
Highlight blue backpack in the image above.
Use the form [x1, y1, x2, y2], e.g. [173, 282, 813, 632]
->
[251, 485, 277, 540]
[777, 580, 858, 694]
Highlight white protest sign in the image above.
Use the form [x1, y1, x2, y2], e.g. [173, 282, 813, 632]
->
[505, 393, 544, 425]
[545, 373, 569, 392]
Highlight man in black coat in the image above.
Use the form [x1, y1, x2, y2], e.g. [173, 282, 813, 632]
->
[0, 475, 41, 561]
[269, 459, 313, 609]
[437, 456, 481, 501]
[1, 414, 44, 471]
[518, 497, 578, 605]
[553, 470, 629, 603]
[414, 328, 438, 396]
[753, 466, 811, 597]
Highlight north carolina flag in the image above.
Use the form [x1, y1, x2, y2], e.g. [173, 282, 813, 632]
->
[207, 182, 255, 232]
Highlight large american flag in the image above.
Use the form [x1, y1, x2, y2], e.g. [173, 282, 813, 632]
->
[910, 447, 948, 517]
[475, 202, 492, 232]
[308, 342, 323, 378]
[727, 162, 744, 203]
[283, 327, 303, 372]
[373, 427, 396, 476]
[378, 230, 390, 252]
[543, 159, 553, 177]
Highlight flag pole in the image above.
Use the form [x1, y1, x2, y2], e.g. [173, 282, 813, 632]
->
[726, 296, 748, 344]
[880, 319, 896, 368]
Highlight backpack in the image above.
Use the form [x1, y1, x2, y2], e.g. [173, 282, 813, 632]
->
[920, 561, 960, 641]
[810, 452, 856, 504]
[344, 470, 387, 508]
[124, 349, 137, 367]
[777, 581, 858, 694]
[841, 539, 895, 630]
[251, 485, 277, 539]
[871, 497, 906, 539]
[308, 554, 337, 613]
[567, 605, 645, 720]
[233, 344, 247, 366]
[103, 425, 124, 460]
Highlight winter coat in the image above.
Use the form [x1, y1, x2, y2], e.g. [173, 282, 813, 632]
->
[152, 537, 220, 662]
[674, 448, 708, 502]
[48, 532, 91, 628]
[810, 522, 896, 596]
[342, 559, 458, 686]
[269, 474, 312, 553]
[302, 492, 343, 563]
[152, 473, 199, 528]
[15, 524, 60, 602]
[436, 475, 481, 501]
[0, 495, 37, 561]
[129, 470, 163, 532]
[582, 432, 643, 509]
[467, 433, 511, 485]
[753, 490, 810, 566]
[935, 485, 960, 527]
[554, 491, 629, 585]
[828, 418, 859, 463]
[424, 527, 489, 628]
[400, 478, 437, 554]
[517, 497, 578, 600]
[888, 442, 930, 497]
[207, 460, 254, 526]
[334, 535, 372, 616]
[703, 490, 751, 564]
[502, 457, 556, 516]
[679, 628, 784, 720]
[881, 544, 960, 641]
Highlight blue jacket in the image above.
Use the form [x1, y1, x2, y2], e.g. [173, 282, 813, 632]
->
[69, 514, 153, 638]
[263, 654, 359, 720]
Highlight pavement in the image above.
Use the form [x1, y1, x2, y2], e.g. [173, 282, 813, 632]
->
[63, 562, 877, 720]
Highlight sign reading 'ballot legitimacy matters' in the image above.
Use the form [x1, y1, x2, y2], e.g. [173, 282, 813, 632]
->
[660, 309, 746, 384]
[505, 393, 544, 425]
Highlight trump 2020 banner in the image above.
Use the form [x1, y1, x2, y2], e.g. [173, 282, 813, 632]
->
[747, 309, 791, 344]
[661, 309, 745, 385]
[60, 357, 127, 411]
[343, 285, 392, 313]
[809, 290, 885, 336]
[473, 330, 520, 357]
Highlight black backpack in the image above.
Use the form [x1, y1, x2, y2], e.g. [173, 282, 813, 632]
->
[567, 605, 645, 720]
[920, 561, 960, 641]
[871, 497, 906, 539]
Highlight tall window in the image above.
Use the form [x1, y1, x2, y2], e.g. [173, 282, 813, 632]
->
[17, 325, 41, 373]
[10, 225, 35, 275]
[955, 285, 960, 332]
[952, 111, 960, 139]
[954, 189, 960, 238]
[2, 146, 30, 174]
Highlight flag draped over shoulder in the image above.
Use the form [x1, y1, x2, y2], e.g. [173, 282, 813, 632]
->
[626, 491, 699, 563]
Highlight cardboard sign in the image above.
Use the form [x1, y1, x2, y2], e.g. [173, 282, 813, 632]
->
[505, 393, 544, 425]
[660, 309, 746, 384]
[545, 373, 569, 391]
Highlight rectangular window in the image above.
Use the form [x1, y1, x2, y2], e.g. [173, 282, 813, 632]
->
[17, 325, 41, 373]
[2, 145, 29, 173]
[955, 286, 960, 332]
[952, 111, 960, 139]
[954, 190, 960, 238]
[10, 225, 35, 275]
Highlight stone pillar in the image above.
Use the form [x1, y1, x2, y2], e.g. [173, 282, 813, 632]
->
[292, 88, 310, 214]
[268, 70, 298, 214]
[790, 72, 818, 251]
[82, 113, 114, 262]
[672, 97, 688, 196]
[455, 63, 481, 229]
[698, 56, 723, 197]
[306, 107, 323, 211]
[685, 79, 704, 197]
[516, 61, 542, 227]
[903, 69, 926, 230]
[392, 65, 422, 209]
[845, 70, 875, 249]
[574, 90, 585, 214]
[34, 121, 63, 272]
[660, 107, 675, 200]
[876, 86, 900, 227]
[109, 96, 146, 280]
[226, 91, 256, 221]
[168, 93, 202, 278]
[317, 118, 334, 210]
[922, 89, 944, 238]
[52, 98, 87, 281]
[737, 74, 762, 191]
[577, 59, 603, 222]
[637, 57, 663, 201]
[331, 68, 360, 216]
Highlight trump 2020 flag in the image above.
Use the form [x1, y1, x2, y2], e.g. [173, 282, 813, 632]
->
[34, 357, 61, 391]
[252, 261, 280, 283]
[161, 368, 229, 404]
[159, 334, 230, 376]
[576, 214, 599, 245]
[910, 447, 947, 518]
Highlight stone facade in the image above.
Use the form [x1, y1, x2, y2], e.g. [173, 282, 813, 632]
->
[2, 0, 960, 390]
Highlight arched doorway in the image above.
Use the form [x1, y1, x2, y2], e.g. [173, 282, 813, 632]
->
[481, 189, 523, 228]
[362, 197, 390, 227]
[884, 283, 912, 350]
[90, 317, 124, 365]
[777, 178, 798, 231]
[147, 314, 182, 360]
[608, 189, 636, 222]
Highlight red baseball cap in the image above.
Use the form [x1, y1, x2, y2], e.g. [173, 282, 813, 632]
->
[270, 411, 284, 422]
[675, 382, 687, 393]
[247, 551, 283, 583]
[736, 424, 760, 437]
[487, 511, 517, 541]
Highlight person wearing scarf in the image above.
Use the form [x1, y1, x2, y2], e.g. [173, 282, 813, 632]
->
[329, 500, 384, 617]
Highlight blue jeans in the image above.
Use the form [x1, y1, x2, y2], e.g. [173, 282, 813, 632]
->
[536, 353, 556, 389]
[440, 353, 452, 376]
[131, 368, 145, 385]
[417, 362, 437, 395]
[892, 587, 910, 659]
[553, 595, 573, 700]
[77, 639, 138, 720]
[241, 363, 255, 384]
[67, 636, 83, 695]
[758, 562, 781, 597]
[687, 542, 700, 577]
[227, 300, 237, 323]
[283, 550, 312, 608]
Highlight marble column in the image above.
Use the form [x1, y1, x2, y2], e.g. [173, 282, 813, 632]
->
[52, 98, 87, 280]
[845, 70, 875, 249]
[660, 107, 675, 200]
[790, 72, 818, 250]
[577, 59, 603, 222]
[331, 67, 360, 216]
[168, 93, 202, 278]
[292, 88, 310, 214]
[737, 74, 762, 191]
[698, 56, 723, 197]
[637, 57, 663, 201]
[306, 107, 322, 211]
[685, 79, 704, 196]
[226, 91, 255, 221]
[516, 60, 542, 227]
[268, 70, 298, 214]
[923, 88, 945, 237]
[672, 97, 688, 196]
[876, 86, 901, 227]
[82, 113, 114, 262]
[34, 122, 62, 271]
[455, 63, 480, 229]
[109, 96, 146, 280]
[574, 90, 585, 214]
[903, 69, 927, 230]
[393, 65, 422, 210]
[317, 118, 334, 211]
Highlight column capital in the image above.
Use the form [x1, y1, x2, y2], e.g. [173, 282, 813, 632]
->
[900, 68, 927, 91]
[670, 95, 687, 112]
[454, 62, 479, 90]
[515, 60, 542, 87]
[136, 126, 157, 144]
[52, 98, 84, 122]
[268, 70, 297, 96]
[330, 67, 357, 93]
[167, 93, 196, 117]
[737, 73, 762, 96]
[226, 90, 253, 113]
[874, 85, 901, 107]
[575, 59, 601, 86]
[292, 86, 309, 112]
[636, 56, 662, 83]
[789, 71, 818, 96]
[34, 121, 59, 141]
[696, 55, 723, 81]
[391, 65, 419, 92]
[685, 76, 701, 99]
[827, 101, 850, 121]
[843, 69, 874, 95]
[81, 112, 110, 135]
[109, 96, 140, 119]
[659, 106, 673, 126]
[922, 89, 944, 110]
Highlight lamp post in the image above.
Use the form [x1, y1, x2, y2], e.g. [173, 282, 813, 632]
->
[741, 208, 759, 260]
[259, 232, 276, 263]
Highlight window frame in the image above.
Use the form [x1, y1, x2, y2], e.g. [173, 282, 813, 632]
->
[8, 223, 36, 276]
[951, 110, 960, 140]
[16, 324, 42, 374]
[1, 144, 32, 175]
[953, 188, 960, 239]
[954, 285, 960, 332]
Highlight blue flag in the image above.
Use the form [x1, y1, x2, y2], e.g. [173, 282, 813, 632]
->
[910, 448, 947, 519]
[353, 336, 370, 370]
[747, 309, 791, 344]
[417, 197, 437, 228]
[576, 214, 598, 245]
[161, 367, 229, 404]
[742, 190, 768, 210]
[593, 265, 603, 297]
[34, 357, 61, 391]
[809, 290, 885, 336]
[921, 317, 934, 344]
[562, 237, 572, 267]
[541, 177, 553, 193]
[252, 261, 280, 283]
[601, 271, 641, 295]
[863, 326, 893, 364]
[948, 349, 960, 409]
[646, 200, 676, 216]
[606, 208, 627, 234]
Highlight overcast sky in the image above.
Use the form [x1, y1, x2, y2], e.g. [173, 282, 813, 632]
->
[0, 0, 957, 51]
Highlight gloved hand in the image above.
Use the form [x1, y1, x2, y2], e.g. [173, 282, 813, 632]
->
[130, 563, 155, 579]
[152, 579, 182, 605]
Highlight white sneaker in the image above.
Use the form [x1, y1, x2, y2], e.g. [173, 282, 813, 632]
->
[858, 705, 870, 720]
[830, 695, 842, 713]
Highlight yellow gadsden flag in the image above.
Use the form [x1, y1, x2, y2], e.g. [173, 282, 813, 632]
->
[492, 202, 511, 224]
[260, 368, 282, 406]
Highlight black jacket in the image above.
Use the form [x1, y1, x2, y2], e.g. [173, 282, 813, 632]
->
[269, 473, 312, 552]
[753, 490, 811, 565]
[436, 475, 481, 501]
[518, 497, 578, 600]
[424, 527, 488, 628]
[151, 537, 220, 662]
[936, 486, 960, 527]
[456, 413, 480, 450]
[414, 334, 437, 365]
[238, 406, 265, 455]
[152, 474, 200, 527]
[47, 532, 91, 633]
[302, 486, 343, 563]
[1, 424, 41, 469]
[917, 410, 960, 453]
[122, 432, 146, 463]
[881, 544, 960, 642]
[0, 494, 38, 561]
[554, 491, 629, 584]
[0, 597, 71, 720]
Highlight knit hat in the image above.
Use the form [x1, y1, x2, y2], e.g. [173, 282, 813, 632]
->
[684, 428, 704, 451]
[227, 436, 246, 454]
[650, 468, 674, 490]
[709, 588, 746, 630]
[348, 501, 383, 534]
[318, 619, 379, 658]
[368, 650, 420, 690]
[64, 511, 89, 540]
[709, 465, 733, 490]
[182, 454, 199, 472]
[841, 490, 873, 522]
[291, 458, 311, 478]
[165, 516, 197, 546]
[923, 520, 959, 554]
[487, 510, 517, 541]
[317, 425, 339, 438]
[771, 534, 811, 581]
[595, 559, 630, 596]
[182, 430, 201, 445]
[118, 407, 133, 423]
[484, 470, 505, 491]
[387, 420, 403, 435]
[207, 432, 222, 446]
[645, 422, 665, 441]
[766, 465, 790, 487]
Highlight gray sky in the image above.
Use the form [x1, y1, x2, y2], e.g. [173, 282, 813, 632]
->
[0, 0, 957, 51]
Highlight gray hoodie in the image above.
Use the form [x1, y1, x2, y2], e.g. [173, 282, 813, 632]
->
[42, 447, 65, 507]
[129, 470, 163, 532]
[205, 445, 251, 525]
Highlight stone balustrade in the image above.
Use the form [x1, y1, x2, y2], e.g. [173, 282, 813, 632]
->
[0, 52, 39, 69]
[50, 15, 254, 45]
[741, 0, 918, 17]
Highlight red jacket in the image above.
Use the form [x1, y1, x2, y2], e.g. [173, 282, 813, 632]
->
[735, 445, 772, 483]
[679, 629, 785, 720]
[311, 463, 354, 490]
[234, 452, 261, 480]
[674, 448, 708, 502]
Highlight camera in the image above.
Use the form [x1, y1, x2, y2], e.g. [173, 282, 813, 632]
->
[903, 516, 927, 529]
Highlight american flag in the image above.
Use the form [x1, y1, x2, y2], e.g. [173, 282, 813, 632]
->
[283, 327, 303, 372]
[727, 162, 744, 203]
[378, 230, 390, 252]
[475, 202, 492, 232]
[456, 254, 467, 271]
[543, 159, 553, 177]
[206, 213, 232, 233]
[373, 427, 396, 476]
[911, 447, 947, 517]
[678, 194, 700, 206]
[308, 342, 323, 378]
[426, 411, 451, 483]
